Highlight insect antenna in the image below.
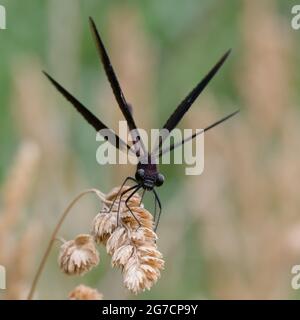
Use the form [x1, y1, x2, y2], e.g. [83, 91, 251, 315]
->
[89, 17, 147, 158]
[159, 110, 239, 156]
[158, 109, 239, 157]
[43, 71, 132, 153]
[153, 50, 231, 155]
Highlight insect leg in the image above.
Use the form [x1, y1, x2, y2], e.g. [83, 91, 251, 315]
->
[153, 191, 157, 222]
[117, 184, 140, 227]
[139, 188, 146, 206]
[108, 176, 137, 213]
[153, 189, 162, 232]
[125, 185, 143, 229]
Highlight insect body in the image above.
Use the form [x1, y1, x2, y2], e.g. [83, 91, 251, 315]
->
[44, 17, 239, 230]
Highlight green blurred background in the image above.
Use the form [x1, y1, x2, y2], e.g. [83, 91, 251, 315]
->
[1, 0, 300, 299]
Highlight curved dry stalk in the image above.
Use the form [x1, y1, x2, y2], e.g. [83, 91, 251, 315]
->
[27, 188, 106, 300]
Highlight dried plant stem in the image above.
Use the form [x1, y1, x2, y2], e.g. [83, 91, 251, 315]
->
[27, 188, 106, 300]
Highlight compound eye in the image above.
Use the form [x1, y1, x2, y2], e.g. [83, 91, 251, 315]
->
[155, 173, 165, 186]
[135, 169, 145, 181]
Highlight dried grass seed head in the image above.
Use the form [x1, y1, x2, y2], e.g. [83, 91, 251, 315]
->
[58, 234, 99, 276]
[90, 185, 164, 294]
[69, 284, 103, 300]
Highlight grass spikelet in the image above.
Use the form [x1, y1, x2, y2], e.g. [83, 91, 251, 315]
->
[92, 185, 164, 294]
[58, 234, 99, 276]
[69, 285, 103, 300]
